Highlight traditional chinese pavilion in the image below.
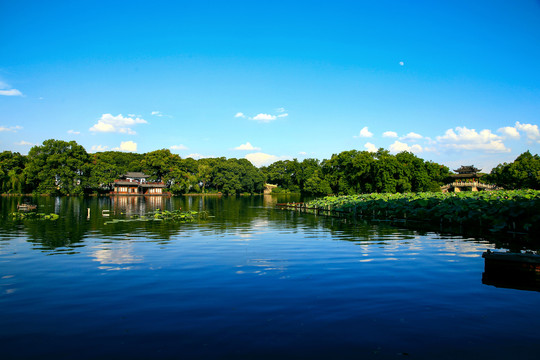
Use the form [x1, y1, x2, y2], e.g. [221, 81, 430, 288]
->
[113, 172, 166, 195]
[450, 165, 483, 181]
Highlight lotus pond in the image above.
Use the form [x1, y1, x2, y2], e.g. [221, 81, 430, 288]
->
[305, 190, 540, 236]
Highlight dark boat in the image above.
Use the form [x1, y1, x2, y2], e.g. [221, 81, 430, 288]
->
[482, 250, 540, 292]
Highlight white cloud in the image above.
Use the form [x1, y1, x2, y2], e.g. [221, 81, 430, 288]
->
[400, 132, 423, 142]
[15, 140, 36, 146]
[170, 144, 188, 150]
[497, 126, 520, 140]
[67, 130, 80, 135]
[424, 136, 436, 145]
[234, 142, 261, 151]
[187, 153, 211, 160]
[354, 126, 373, 138]
[364, 142, 378, 153]
[389, 141, 423, 153]
[245, 152, 288, 167]
[0, 125, 22, 132]
[436, 126, 510, 153]
[383, 131, 398, 138]
[0, 81, 23, 96]
[90, 114, 147, 135]
[251, 113, 277, 123]
[112, 141, 138, 152]
[515, 122, 540, 143]
[90, 145, 109, 152]
[0, 89, 23, 96]
[298, 151, 307, 155]
[238, 110, 286, 122]
[151, 111, 172, 118]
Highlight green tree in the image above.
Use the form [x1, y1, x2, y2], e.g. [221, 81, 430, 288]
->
[238, 158, 265, 194]
[25, 139, 90, 195]
[323, 150, 375, 194]
[0, 151, 27, 194]
[395, 151, 431, 192]
[197, 163, 212, 193]
[372, 151, 400, 193]
[262, 159, 300, 192]
[488, 151, 540, 189]
[425, 161, 450, 191]
[303, 169, 332, 195]
[142, 149, 181, 183]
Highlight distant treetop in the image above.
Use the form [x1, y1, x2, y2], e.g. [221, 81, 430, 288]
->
[453, 165, 482, 174]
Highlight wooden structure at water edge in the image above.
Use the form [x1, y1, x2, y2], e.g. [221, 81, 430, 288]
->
[276, 202, 359, 219]
[112, 172, 166, 195]
[441, 165, 501, 192]
[482, 250, 540, 273]
[264, 184, 278, 195]
[17, 203, 37, 211]
[482, 250, 540, 292]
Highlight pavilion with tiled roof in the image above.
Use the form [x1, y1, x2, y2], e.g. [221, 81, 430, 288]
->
[113, 172, 165, 195]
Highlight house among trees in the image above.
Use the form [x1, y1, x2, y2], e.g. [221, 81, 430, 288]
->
[112, 172, 166, 195]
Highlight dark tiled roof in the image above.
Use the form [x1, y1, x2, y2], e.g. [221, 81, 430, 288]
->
[453, 165, 482, 173]
[450, 173, 485, 178]
[114, 181, 165, 187]
[114, 181, 140, 186]
[123, 172, 150, 178]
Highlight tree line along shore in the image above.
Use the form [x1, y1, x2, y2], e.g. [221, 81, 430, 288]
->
[1, 139, 539, 196]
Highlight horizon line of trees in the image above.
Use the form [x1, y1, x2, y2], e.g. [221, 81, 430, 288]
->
[0, 139, 538, 196]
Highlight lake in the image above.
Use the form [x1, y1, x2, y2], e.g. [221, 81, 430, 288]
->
[1, 195, 539, 359]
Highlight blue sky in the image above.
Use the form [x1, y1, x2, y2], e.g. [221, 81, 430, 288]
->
[1, 0, 539, 171]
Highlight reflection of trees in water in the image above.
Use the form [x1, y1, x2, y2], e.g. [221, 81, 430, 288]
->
[17, 197, 91, 250]
[2, 195, 523, 254]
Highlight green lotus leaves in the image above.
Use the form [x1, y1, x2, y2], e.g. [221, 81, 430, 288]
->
[11, 212, 60, 221]
[304, 190, 540, 235]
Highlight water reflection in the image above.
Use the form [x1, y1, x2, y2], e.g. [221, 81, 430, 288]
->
[3, 196, 540, 359]
[0, 195, 518, 256]
[111, 195, 165, 216]
[91, 243, 143, 271]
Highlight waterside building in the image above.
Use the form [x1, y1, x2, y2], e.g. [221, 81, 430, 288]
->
[112, 172, 166, 195]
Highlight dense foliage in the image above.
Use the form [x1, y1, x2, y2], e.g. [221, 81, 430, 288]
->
[105, 210, 201, 224]
[0, 139, 537, 195]
[486, 151, 540, 190]
[304, 190, 540, 235]
[262, 149, 450, 195]
[0, 140, 266, 195]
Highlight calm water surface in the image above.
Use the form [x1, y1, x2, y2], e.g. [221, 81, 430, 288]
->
[1, 196, 539, 359]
